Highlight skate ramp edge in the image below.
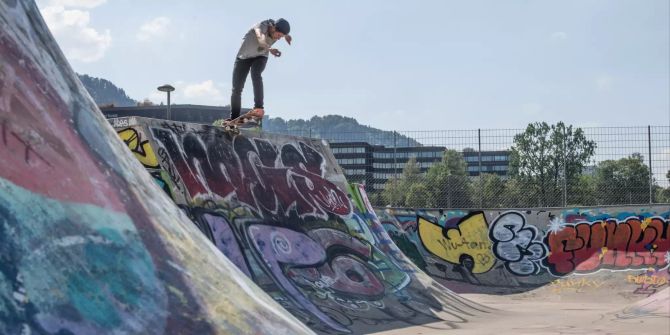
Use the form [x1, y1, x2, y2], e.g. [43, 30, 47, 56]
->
[111, 116, 492, 334]
[1, 1, 316, 334]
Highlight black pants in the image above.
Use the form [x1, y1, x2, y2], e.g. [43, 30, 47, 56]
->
[230, 56, 267, 119]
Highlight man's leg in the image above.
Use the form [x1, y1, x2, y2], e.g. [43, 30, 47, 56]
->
[249, 56, 268, 110]
[230, 58, 252, 119]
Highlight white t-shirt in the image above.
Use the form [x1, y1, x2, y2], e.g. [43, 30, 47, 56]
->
[236, 19, 278, 59]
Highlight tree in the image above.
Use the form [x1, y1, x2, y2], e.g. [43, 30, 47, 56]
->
[381, 178, 405, 207]
[509, 122, 596, 207]
[406, 183, 430, 208]
[382, 157, 426, 207]
[424, 150, 473, 208]
[475, 174, 507, 208]
[656, 170, 670, 203]
[569, 174, 597, 207]
[137, 98, 154, 107]
[594, 153, 652, 205]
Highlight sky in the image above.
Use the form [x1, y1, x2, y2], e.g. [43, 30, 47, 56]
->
[36, 0, 669, 132]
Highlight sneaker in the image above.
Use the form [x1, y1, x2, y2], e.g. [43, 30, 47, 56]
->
[249, 108, 265, 118]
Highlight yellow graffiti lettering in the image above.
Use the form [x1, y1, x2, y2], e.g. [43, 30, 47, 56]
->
[550, 278, 605, 293]
[627, 274, 669, 286]
[117, 128, 159, 169]
[418, 214, 495, 274]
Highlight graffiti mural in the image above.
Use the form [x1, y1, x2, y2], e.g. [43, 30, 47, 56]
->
[113, 118, 488, 334]
[377, 207, 670, 295]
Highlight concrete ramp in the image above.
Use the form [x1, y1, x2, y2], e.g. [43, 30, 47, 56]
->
[0, 1, 315, 334]
[112, 117, 490, 334]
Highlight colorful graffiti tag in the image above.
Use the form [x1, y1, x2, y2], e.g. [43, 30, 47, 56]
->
[544, 216, 670, 276]
[490, 211, 547, 276]
[117, 127, 159, 168]
[418, 213, 495, 274]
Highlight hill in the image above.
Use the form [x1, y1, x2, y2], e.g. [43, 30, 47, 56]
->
[78, 74, 137, 107]
[263, 114, 420, 147]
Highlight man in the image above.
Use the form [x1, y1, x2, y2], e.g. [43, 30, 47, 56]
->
[229, 18, 291, 121]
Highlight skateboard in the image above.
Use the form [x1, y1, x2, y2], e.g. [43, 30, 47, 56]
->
[214, 109, 264, 134]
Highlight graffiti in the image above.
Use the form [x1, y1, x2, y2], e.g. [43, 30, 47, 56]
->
[628, 268, 670, 296]
[111, 118, 129, 128]
[152, 129, 351, 220]
[544, 217, 670, 276]
[248, 225, 381, 333]
[628, 274, 669, 286]
[379, 208, 670, 297]
[157, 147, 182, 191]
[347, 184, 416, 276]
[549, 278, 606, 293]
[489, 211, 547, 276]
[0, 3, 323, 333]
[110, 118, 493, 333]
[376, 210, 427, 273]
[117, 128, 159, 169]
[0, 119, 53, 167]
[150, 171, 174, 198]
[418, 213, 495, 274]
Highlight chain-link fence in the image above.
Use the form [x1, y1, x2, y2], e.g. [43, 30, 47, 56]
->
[267, 125, 670, 209]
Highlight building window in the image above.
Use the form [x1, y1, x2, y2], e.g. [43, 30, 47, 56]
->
[345, 169, 366, 175]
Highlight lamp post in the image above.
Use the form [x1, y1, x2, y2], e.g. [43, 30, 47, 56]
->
[157, 84, 175, 120]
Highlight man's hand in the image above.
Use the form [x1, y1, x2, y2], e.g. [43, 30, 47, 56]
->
[285, 34, 292, 45]
[269, 48, 282, 57]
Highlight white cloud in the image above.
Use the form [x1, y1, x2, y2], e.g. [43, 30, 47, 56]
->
[147, 80, 227, 105]
[39, 5, 111, 63]
[551, 32, 568, 40]
[182, 80, 226, 104]
[595, 75, 615, 91]
[136, 17, 171, 41]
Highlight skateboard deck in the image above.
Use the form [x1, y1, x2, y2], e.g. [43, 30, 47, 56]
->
[214, 109, 264, 134]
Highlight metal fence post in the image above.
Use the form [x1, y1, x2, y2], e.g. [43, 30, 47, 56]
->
[648, 125, 653, 204]
[563, 126, 567, 207]
[478, 129, 482, 208]
[393, 131, 397, 180]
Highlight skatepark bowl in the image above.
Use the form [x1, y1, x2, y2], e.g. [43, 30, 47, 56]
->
[1, 1, 668, 334]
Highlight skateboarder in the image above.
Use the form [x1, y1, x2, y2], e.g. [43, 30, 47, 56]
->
[229, 18, 292, 121]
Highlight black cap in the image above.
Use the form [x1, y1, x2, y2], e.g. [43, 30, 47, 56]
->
[275, 18, 290, 34]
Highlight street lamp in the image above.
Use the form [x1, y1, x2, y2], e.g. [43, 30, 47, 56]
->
[157, 84, 175, 120]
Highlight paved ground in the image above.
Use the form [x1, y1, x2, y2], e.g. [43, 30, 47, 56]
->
[373, 288, 669, 334]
